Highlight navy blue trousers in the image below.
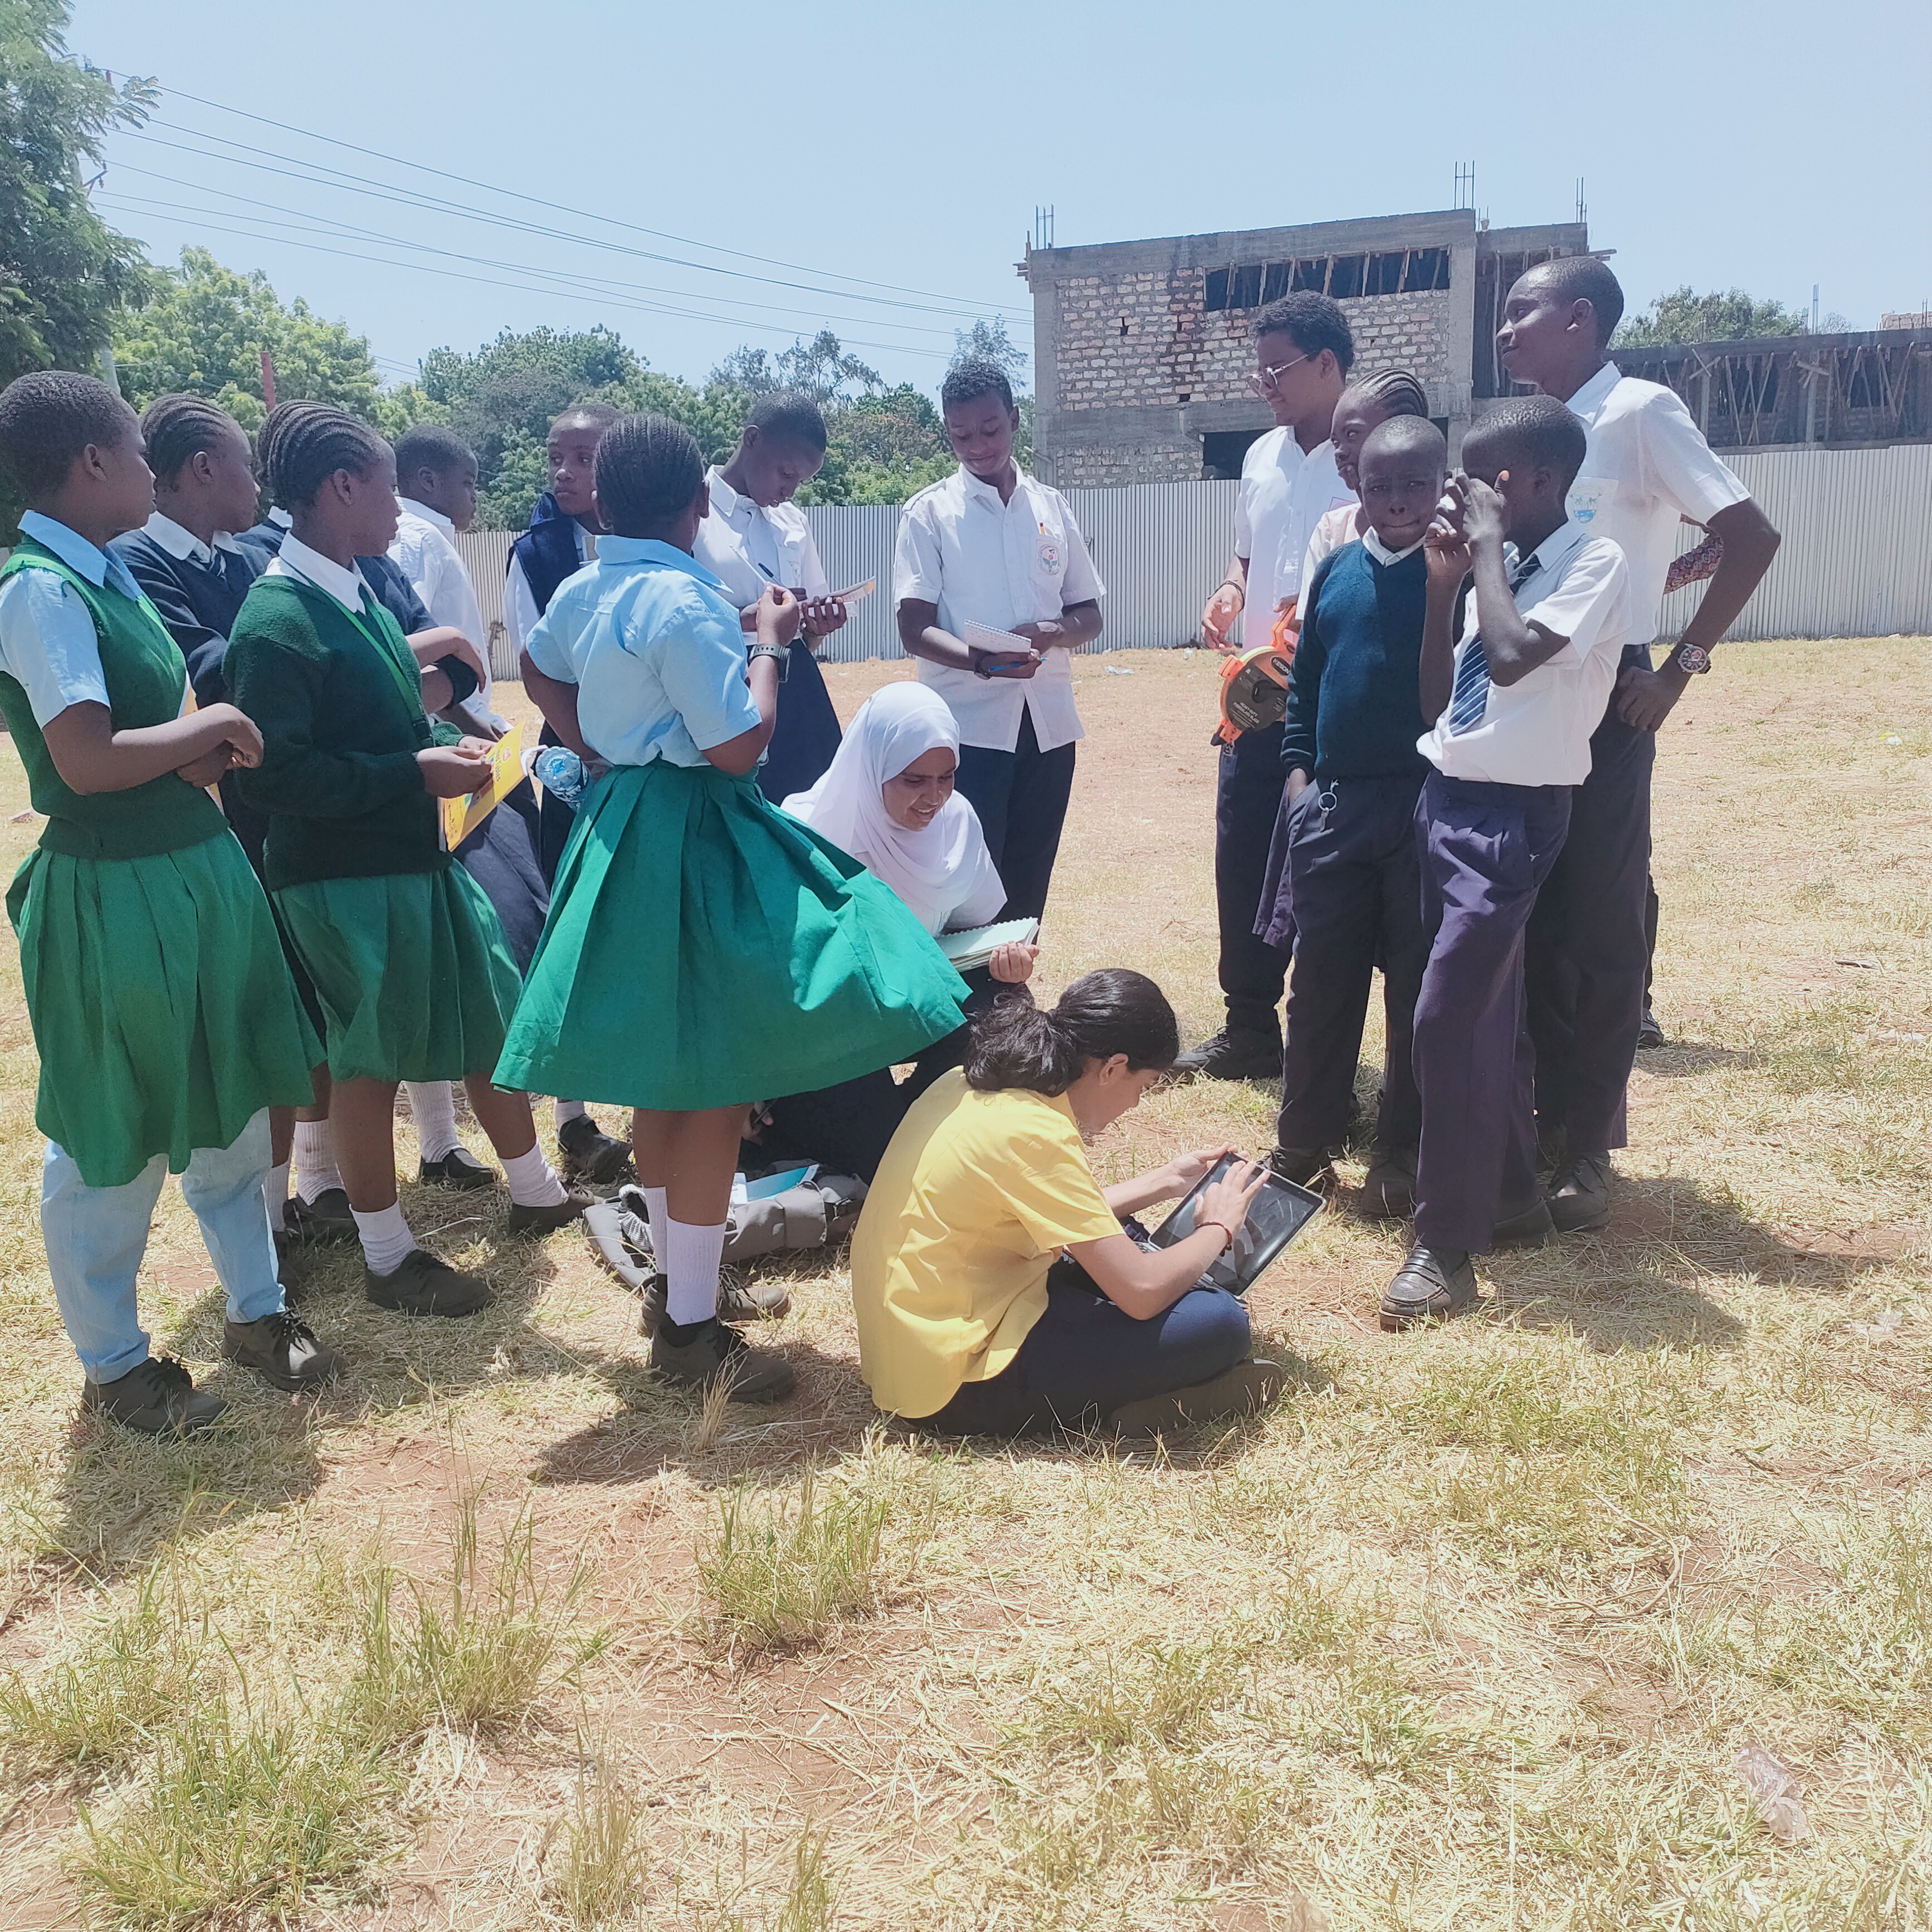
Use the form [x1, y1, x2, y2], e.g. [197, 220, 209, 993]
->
[921, 1262, 1252, 1437]
[1215, 721, 1292, 1036]
[954, 707, 1075, 924]
[1275, 771, 1428, 1158]
[1525, 660, 1654, 1154]
[1412, 774, 1572, 1255]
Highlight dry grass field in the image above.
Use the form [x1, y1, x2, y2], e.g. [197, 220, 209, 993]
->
[1, 638, 1929, 1931]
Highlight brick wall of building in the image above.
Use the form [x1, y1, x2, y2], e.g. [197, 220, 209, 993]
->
[1050, 270, 1456, 416]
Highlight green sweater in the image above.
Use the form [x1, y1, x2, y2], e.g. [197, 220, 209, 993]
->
[228, 572, 456, 890]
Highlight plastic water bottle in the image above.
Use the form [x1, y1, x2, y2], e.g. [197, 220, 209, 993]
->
[532, 745, 589, 811]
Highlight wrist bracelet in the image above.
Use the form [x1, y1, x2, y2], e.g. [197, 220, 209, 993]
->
[1203, 1218, 1238, 1255]
[1219, 580, 1246, 603]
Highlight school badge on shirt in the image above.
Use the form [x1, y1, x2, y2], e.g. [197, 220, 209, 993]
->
[1036, 528, 1062, 573]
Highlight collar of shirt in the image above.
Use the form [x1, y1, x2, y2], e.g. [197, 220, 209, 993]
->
[397, 497, 455, 540]
[958, 462, 1029, 513]
[143, 510, 247, 565]
[1563, 361, 1622, 423]
[594, 534, 730, 592]
[18, 509, 148, 601]
[705, 467, 758, 531]
[270, 535, 370, 612]
[268, 505, 293, 531]
[1360, 529, 1425, 567]
[1507, 519, 1592, 589]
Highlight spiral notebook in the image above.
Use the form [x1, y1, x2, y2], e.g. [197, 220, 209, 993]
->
[936, 916, 1040, 972]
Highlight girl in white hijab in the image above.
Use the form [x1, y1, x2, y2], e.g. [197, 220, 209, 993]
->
[784, 684, 1036, 983]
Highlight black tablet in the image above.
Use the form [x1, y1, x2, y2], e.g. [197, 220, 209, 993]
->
[1150, 1155, 1324, 1296]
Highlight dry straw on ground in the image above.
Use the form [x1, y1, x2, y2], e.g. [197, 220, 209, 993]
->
[1, 641, 1928, 1930]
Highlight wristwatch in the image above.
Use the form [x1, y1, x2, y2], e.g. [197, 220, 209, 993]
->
[748, 641, 790, 682]
[1673, 641, 1713, 675]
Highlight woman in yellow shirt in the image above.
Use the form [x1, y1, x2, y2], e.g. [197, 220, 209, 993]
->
[850, 969, 1284, 1437]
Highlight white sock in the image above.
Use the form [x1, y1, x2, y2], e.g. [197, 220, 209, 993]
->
[502, 1144, 567, 1209]
[293, 1118, 342, 1201]
[664, 1217, 726, 1326]
[642, 1184, 669, 1269]
[265, 1162, 290, 1233]
[554, 1099, 588, 1129]
[352, 1201, 417, 1276]
[405, 1082, 464, 1162]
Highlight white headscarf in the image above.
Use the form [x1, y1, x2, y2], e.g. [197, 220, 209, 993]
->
[783, 684, 1006, 935]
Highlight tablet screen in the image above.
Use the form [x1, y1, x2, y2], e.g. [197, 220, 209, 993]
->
[1150, 1155, 1324, 1295]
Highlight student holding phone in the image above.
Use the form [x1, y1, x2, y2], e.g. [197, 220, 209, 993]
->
[695, 393, 851, 803]
[850, 969, 1288, 1439]
[892, 359, 1104, 924]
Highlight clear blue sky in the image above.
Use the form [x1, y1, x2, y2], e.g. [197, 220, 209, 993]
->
[69, 0, 1932, 398]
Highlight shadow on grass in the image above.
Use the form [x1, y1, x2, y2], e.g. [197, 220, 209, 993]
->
[1631, 1040, 1752, 1079]
[1481, 1170, 1894, 1353]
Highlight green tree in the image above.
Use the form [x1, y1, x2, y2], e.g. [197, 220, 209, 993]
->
[0, 1, 154, 392]
[1613, 287, 1809, 348]
[112, 246, 384, 430]
[952, 316, 1028, 379]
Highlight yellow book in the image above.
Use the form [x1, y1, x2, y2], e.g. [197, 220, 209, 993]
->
[440, 723, 523, 850]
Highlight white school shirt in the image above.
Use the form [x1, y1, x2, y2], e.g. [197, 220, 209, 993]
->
[267, 533, 377, 614]
[391, 498, 490, 701]
[693, 467, 830, 610]
[1561, 362, 1751, 646]
[502, 519, 591, 653]
[1232, 433, 1355, 643]
[142, 510, 255, 568]
[0, 510, 159, 725]
[891, 464, 1104, 754]
[1417, 520, 1632, 788]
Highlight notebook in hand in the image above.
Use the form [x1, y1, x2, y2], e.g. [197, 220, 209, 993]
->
[1150, 1155, 1324, 1296]
[937, 916, 1040, 972]
[438, 722, 524, 851]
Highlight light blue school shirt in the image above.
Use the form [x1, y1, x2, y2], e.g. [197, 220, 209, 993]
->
[524, 536, 760, 769]
[0, 511, 165, 726]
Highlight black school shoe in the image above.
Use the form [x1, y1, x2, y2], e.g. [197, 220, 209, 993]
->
[1105, 1355, 1288, 1440]
[1359, 1147, 1417, 1218]
[365, 1249, 492, 1317]
[1378, 1246, 1479, 1331]
[506, 1187, 596, 1236]
[1492, 1198, 1555, 1249]
[557, 1114, 635, 1186]
[286, 1187, 359, 1246]
[1637, 1005, 1668, 1050]
[650, 1316, 795, 1403]
[223, 1309, 339, 1391]
[1172, 1025, 1283, 1082]
[82, 1355, 225, 1436]
[1547, 1153, 1613, 1233]
[1267, 1145, 1335, 1191]
[418, 1146, 497, 1190]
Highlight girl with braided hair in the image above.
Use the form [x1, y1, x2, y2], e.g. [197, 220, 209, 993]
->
[227, 407, 590, 1319]
[504, 413, 968, 1403]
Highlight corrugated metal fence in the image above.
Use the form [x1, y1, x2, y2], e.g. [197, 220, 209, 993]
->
[457, 444, 1932, 679]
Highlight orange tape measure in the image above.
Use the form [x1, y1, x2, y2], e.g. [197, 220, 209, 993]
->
[1217, 642, 1293, 741]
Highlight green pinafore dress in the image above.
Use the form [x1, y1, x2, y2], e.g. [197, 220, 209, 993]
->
[0, 539, 320, 1188]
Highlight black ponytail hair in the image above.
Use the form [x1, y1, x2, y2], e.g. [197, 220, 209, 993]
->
[964, 969, 1180, 1096]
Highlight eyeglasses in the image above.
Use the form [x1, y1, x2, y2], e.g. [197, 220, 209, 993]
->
[1246, 352, 1311, 397]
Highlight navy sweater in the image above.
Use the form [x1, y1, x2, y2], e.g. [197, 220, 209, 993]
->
[1279, 541, 1431, 783]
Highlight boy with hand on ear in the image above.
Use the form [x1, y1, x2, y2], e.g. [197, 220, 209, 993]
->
[1495, 256, 1779, 1226]
[1382, 396, 1631, 1333]
[894, 359, 1104, 925]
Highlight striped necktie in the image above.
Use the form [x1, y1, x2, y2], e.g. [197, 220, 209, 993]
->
[1446, 552, 1546, 736]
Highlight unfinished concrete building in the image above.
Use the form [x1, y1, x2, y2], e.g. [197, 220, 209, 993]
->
[1023, 207, 1932, 482]
[1022, 207, 1590, 483]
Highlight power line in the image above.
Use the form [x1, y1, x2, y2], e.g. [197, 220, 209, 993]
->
[150, 82, 1031, 322]
[97, 197, 958, 364]
[113, 165, 969, 344]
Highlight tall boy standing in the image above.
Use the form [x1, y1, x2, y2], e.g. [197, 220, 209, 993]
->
[1495, 257, 1779, 1228]
[1267, 417, 1446, 1204]
[893, 359, 1103, 925]
[1382, 397, 1631, 1331]
[1184, 293, 1356, 1080]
